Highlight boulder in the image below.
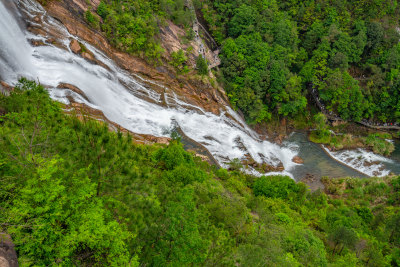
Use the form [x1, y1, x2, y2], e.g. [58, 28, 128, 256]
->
[292, 156, 304, 164]
[81, 51, 95, 62]
[29, 39, 45, 47]
[274, 134, 286, 145]
[276, 162, 285, 172]
[33, 15, 41, 23]
[0, 233, 18, 267]
[69, 39, 81, 54]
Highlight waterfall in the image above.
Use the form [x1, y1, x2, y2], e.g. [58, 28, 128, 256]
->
[0, 0, 34, 81]
[0, 0, 396, 178]
[0, 0, 299, 177]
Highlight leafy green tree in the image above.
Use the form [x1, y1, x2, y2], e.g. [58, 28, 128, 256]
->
[196, 55, 209, 75]
[329, 226, 358, 256]
[7, 156, 132, 266]
[170, 49, 189, 74]
[152, 187, 209, 265]
[228, 5, 259, 38]
[387, 212, 400, 246]
[85, 9, 99, 29]
[253, 175, 300, 200]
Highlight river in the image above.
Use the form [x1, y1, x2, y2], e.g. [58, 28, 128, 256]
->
[0, 0, 399, 180]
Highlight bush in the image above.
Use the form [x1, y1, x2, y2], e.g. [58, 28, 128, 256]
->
[356, 206, 373, 224]
[196, 56, 209, 75]
[85, 10, 99, 29]
[366, 134, 395, 155]
[164, 164, 207, 185]
[170, 49, 189, 74]
[253, 175, 299, 199]
[97, 1, 109, 20]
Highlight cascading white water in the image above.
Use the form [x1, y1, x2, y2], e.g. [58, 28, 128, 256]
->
[0, 0, 299, 177]
[322, 146, 392, 177]
[0, 0, 396, 178]
[0, 1, 35, 81]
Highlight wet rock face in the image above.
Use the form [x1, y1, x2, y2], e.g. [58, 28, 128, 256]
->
[33, 15, 41, 23]
[242, 156, 286, 173]
[0, 233, 18, 267]
[29, 39, 45, 46]
[69, 39, 81, 54]
[69, 40, 96, 62]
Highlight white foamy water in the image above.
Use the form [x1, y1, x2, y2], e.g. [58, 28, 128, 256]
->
[0, 0, 300, 176]
[1, 0, 397, 178]
[322, 146, 392, 177]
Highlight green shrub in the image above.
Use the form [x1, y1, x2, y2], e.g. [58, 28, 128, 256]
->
[85, 10, 99, 29]
[356, 206, 373, 224]
[196, 56, 209, 75]
[97, 1, 109, 19]
[154, 141, 193, 170]
[276, 212, 291, 224]
[164, 164, 207, 185]
[170, 49, 189, 74]
[366, 134, 395, 155]
[253, 175, 299, 199]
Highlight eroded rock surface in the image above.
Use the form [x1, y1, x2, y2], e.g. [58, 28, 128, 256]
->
[0, 234, 18, 267]
[45, 0, 229, 116]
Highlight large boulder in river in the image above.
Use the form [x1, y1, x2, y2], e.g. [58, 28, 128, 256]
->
[292, 156, 304, 164]
[276, 162, 284, 172]
[69, 39, 81, 54]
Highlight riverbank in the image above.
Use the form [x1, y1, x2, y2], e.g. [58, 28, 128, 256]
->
[309, 130, 395, 156]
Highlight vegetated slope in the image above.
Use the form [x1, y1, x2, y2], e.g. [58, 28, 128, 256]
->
[195, 0, 400, 124]
[1, 80, 399, 266]
[40, 0, 400, 125]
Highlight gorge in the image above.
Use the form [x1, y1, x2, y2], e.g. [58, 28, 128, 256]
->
[1, 0, 399, 179]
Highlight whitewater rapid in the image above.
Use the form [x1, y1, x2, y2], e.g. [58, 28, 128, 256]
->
[322, 146, 392, 177]
[0, 0, 300, 176]
[0, 0, 396, 178]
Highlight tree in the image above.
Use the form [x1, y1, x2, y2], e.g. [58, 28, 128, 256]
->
[7, 156, 132, 266]
[196, 55, 209, 75]
[329, 226, 358, 256]
[313, 113, 330, 140]
[387, 212, 400, 246]
[228, 5, 258, 38]
[152, 187, 209, 266]
[253, 175, 300, 200]
[170, 49, 189, 74]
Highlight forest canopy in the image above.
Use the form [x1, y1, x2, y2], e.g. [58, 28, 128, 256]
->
[195, 0, 400, 123]
[0, 79, 399, 266]
[78, 0, 400, 124]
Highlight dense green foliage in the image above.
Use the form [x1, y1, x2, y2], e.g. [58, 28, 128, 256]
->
[85, 9, 99, 29]
[1, 80, 399, 265]
[310, 113, 395, 155]
[94, 0, 193, 61]
[170, 49, 190, 74]
[197, 0, 400, 123]
[196, 55, 209, 75]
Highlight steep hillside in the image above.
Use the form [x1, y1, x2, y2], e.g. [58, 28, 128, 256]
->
[0, 80, 399, 266]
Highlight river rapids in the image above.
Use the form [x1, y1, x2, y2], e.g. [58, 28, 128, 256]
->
[0, 0, 398, 178]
